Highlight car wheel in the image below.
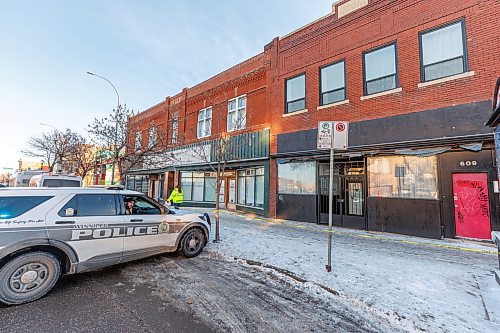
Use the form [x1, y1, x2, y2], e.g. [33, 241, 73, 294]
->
[0, 252, 61, 305]
[178, 228, 206, 258]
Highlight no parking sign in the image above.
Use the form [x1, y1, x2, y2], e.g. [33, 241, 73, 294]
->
[317, 121, 349, 150]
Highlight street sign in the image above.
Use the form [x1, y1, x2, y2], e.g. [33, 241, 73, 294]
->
[317, 121, 349, 150]
[333, 121, 349, 150]
[317, 121, 333, 149]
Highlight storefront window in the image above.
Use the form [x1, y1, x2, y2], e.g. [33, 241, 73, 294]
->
[126, 175, 149, 195]
[368, 156, 438, 199]
[237, 167, 264, 208]
[278, 161, 316, 195]
[237, 171, 245, 205]
[204, 176, 216, 202]
[181, 172, 193, 201]
[192, 175, 204, 201]
[180, 171, 216, 202]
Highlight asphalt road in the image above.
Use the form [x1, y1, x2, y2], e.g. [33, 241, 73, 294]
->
[0, 261, 214, 333]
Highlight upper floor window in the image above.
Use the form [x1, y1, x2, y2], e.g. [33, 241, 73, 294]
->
[320, 60, 346, 105]
[172, 116, 178, 144]
[134, 132, 142, 150]
[363, 43, 397, 95]
[148, 126, 157, 148]
[197, 107, 212, 138]
[228, 95, 246, 131]
[420, 20, 467, 82]
[285, 74, 306, 113]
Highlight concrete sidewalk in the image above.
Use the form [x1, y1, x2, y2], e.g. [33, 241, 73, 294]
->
[194, 207, 498, 255]
[192, 207, 500, 333]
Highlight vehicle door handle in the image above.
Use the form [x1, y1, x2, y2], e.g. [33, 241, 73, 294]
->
[130, 218, 143, 222]
[55, 220, 75, 225]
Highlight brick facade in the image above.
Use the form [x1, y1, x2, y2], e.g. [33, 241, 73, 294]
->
[128, 52, 271, 151]
[126, 0, 499, 237]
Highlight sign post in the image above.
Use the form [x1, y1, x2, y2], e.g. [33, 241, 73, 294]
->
[317, 121, 348, 272]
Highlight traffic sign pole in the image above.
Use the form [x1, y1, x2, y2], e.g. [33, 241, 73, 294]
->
[318, 121, 348, 273]
[326, 141, 334, 272]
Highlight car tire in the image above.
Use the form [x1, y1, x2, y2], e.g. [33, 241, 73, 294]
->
[178, 228, 206, 258]
[0, 252, 61, 305]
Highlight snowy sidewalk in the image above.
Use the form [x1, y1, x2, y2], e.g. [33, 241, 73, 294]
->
[198, 209, 500, 333]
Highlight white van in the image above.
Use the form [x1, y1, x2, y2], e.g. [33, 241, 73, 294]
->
[29, 174, 82, 188]
[10, 170, 47, 187]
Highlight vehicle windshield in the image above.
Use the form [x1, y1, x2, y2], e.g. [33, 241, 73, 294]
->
[43, 179, 81, 187]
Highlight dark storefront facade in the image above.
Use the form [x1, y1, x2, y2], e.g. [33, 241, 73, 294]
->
[274, 101, 499, 239]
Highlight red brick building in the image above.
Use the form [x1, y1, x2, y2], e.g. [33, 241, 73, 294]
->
[127, 52, 272, 215]
[127, 0, 500, 239]
[268, 0, 499, 239]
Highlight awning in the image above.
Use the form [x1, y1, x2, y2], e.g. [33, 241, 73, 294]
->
[394, 147, 451, 157]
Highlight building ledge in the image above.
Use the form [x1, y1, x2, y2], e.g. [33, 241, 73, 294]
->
[282, 109, 308, 117]
[360, 87, 402, 101]
[317, 99, 350, 110]
[417, 71, 475, 88]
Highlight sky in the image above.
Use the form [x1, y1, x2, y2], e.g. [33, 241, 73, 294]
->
[0, 0, 333, 171]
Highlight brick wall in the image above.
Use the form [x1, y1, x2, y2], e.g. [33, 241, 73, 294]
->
[128, 52, 271, 150]
[128, 0, 499, 218]
[268, 0, 500, 153]
[267, 0, 499, 217]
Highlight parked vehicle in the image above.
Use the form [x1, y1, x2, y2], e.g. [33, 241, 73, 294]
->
[0, 187, 210, 305]
[10, 170, 47, 187]
[28, 174, 82, 188]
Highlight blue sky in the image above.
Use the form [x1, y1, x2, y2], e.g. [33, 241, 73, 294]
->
[0, 0, 332, 171]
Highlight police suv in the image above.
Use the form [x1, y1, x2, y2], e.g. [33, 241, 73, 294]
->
[0, 187, 211, 305]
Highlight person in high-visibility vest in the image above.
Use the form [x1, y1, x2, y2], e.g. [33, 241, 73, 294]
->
[167, 187, 184, 209]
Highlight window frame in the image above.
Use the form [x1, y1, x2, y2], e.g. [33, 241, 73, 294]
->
[284, 73, 307, 114]
[319, 59, 346, 106]
[227, 95, 247, 132]
[134, 131, 142, 151]
[171, 116, 178, 144]
[418, 18, 468, 83]
[362, 42, 399, 96]
[197, 107, 212, 139]
[148, 126, 157, 149]
[236, 167, 264, 209]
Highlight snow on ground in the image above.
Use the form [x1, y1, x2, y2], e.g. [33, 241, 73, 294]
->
[196, 209, 500, 333]
[124, 252, 405, 333]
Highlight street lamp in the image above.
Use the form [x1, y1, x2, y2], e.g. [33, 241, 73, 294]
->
[86, 71, 120, 185]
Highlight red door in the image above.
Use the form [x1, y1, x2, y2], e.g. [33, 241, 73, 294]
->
[452, 173, 491, 239]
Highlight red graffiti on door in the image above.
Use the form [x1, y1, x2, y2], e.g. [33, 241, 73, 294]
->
[452, 173, 491, 239]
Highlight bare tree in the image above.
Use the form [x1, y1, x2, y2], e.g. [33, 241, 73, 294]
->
[187, 103, 249, 242]
[22, 129, 80, 172]
[88, 104, 169, 184]
[65, 134, 96, 180]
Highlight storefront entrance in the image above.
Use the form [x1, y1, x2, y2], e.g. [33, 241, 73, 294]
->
[318, 162, 365, 229]
[452, 173, 492, 240]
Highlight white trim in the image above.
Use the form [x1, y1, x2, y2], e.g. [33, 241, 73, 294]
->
[317, 99, 350, 110]
[197, 107, 212, 139]
[227, 95, 247, 132]
[282, 109, 308, 117]
[417, 71, 475, 88]
[360, 87, 402, 101]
